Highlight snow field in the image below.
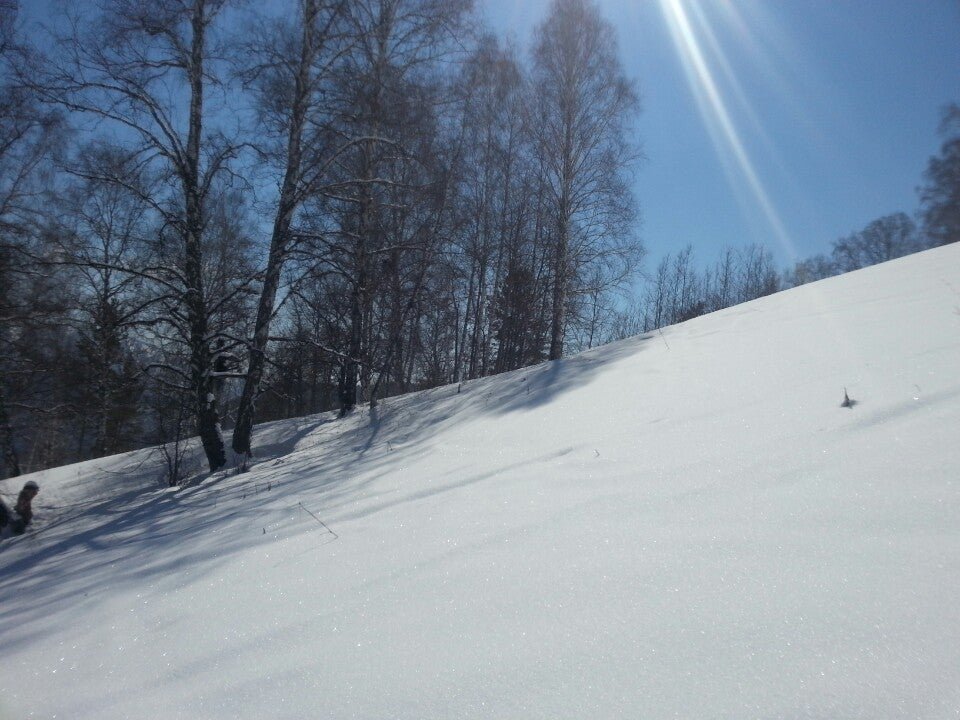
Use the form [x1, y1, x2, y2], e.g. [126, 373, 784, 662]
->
[1, 244, 959, 719]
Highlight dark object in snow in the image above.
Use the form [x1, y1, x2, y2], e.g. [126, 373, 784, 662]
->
[0, 480, 39, 536]
[841, 388, 857, 408]
[13, 480, 38, 530]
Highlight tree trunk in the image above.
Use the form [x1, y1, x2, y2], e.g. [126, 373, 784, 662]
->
[232, 0, 320, 458]
[185, 1, 225, 473]
[549, 213, 569, 361]
[340, 252, 365, 414]
[0, 381, 22, 479]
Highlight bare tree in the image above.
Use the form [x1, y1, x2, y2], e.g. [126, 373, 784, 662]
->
[30, 0, 243, 472]
[530, 0, 641, 361]
[668, 244, 699, 322]
[856, 213, 921, 266]
[919, 103, 960, 247]
[231, 0, 350, 461]
[736, 243, 779, 302]
[447, 36, 528, 380]
[305, 0, 472, 415]
[783, 253, 836, 288]
[53, 146, 156, 457]
[0, 0, 66, 478]
[831, 213, 920, 273]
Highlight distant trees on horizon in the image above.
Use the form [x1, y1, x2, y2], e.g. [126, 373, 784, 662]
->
[610, 202, 945, 342]
[919, 104, 960, 248]
[619, 113, 958, 337]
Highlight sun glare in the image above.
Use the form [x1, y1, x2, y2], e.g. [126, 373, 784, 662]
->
[658, 0, 796, 259]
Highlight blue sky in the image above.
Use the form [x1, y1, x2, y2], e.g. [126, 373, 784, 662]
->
[482, 0, 960, 268]
[21, 0, 960, 271]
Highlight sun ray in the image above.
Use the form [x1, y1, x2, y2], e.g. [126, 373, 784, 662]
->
[658, 0, 797, 259]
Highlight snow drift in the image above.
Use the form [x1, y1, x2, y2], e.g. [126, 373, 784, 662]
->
[1, 244, 959, 719]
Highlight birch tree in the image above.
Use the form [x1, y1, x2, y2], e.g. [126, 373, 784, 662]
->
[231, 0, 350, 461]
[530, 0, 641, 361]
[31, 0, 243, 472]
[311, 0, 472, 415]
[53, 146, 156, 457]
[451, 36, 529, 381]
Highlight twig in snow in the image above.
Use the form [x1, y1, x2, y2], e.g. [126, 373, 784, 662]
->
[298, 502, 339, 540]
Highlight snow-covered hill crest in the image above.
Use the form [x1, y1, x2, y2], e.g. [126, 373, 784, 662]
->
[2, 245, 959, 719]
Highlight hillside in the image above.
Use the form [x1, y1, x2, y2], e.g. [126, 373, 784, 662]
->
[1, 244, 959, 719]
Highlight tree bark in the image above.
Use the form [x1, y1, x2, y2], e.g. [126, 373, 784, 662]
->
[184, 1, 226, 472]
[232, 0, 321, 458]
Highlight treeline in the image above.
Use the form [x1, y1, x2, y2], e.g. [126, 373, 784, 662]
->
[1, 0, 956, 481]
[610, 106, 960, 337]
[617, 104, 960, 339]
[0, 0, 642, 478]
[612, 209, 942, 337]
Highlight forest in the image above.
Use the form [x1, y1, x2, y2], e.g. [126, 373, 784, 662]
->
[1, 0, 957, 480]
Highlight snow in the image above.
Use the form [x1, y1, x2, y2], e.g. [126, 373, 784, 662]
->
[2, 245, 960, 719]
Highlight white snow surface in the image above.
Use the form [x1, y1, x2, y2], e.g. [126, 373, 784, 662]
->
[2, 245, 960, 719]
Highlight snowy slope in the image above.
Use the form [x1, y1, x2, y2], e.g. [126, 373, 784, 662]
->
[2, 244, 959, 720]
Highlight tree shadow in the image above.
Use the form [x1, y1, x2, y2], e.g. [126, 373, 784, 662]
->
[0, 331, 654, 656]
[223, 333, 656, 532]
[479, 333, 653, 416]
[0, 473, 313, 655]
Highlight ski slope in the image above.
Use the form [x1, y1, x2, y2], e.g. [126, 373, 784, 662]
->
[2, 244, 959, 719]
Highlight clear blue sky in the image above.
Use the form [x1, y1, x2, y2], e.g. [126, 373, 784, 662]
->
[482, 0, 960, 268]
